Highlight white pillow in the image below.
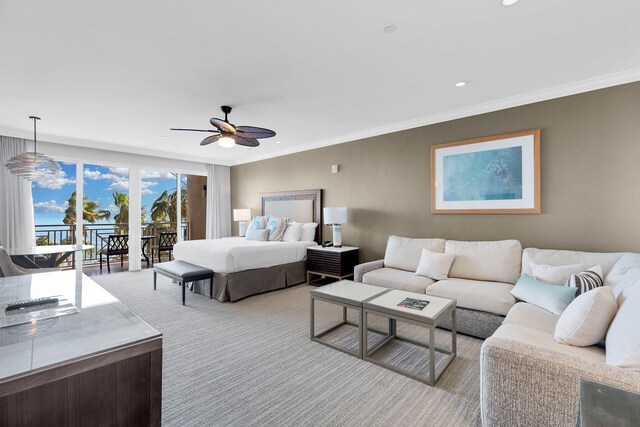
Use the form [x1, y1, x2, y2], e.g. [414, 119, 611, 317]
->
[554, 286, 617, 346]
[415, 249, 455, 281]
[299, 223, 318, 242]
[530, 262, 585, 285]
[246, 228, 268, 241]
[606, 285, 640, 370]
[612, 269, 640, 306]
[282, 222, 303, 242]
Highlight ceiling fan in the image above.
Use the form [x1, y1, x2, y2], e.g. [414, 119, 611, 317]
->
[170, 105, 276, 148]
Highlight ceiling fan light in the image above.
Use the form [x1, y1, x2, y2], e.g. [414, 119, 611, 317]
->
[218, 136, 236, 148]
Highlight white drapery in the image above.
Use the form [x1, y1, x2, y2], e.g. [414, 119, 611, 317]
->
[0, 136, 36, 249]
[205, 164, 231, 239]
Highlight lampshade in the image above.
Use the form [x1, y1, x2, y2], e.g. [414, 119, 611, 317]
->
[4, 116, 61, 180]
[323, 207, 347, 225]
[233, 209, 252, 222]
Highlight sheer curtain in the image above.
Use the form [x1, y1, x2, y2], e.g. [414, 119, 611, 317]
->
[0, 136, 36, 249]
[205, 164, 231, 239]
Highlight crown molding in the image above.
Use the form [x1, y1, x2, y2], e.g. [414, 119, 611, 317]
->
[230, 67, 640, 166]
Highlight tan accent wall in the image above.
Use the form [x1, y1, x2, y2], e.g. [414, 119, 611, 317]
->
[231, 82, 640, 262]
[187, 175, 207, 240]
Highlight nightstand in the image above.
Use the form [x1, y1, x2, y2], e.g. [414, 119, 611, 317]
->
[306, 246, 359, 286]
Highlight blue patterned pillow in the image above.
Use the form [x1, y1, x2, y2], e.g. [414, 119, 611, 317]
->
[248, 216, 268, 231]
[266, 216, 287, 241]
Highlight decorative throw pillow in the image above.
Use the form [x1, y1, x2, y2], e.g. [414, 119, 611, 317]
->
[248, 216, 268, 231]
[554, 286, 617, 346]
[511, 275, 577, 315]
[606, 285, 640, 371]
[282, 222, 303, 242]
[415, 249, 455, 281]
[246, 228, 268, 241]
[612, 271, 640, 306]
[530, 262, 585, 285]
[565, 265, 604, 296]
[266, 216, 287, 241]
[299, 223, 318, 242]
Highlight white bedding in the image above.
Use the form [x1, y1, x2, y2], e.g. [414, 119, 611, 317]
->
[173, 237, 318, 274]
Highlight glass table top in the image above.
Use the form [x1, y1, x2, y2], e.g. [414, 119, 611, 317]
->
[0, 270, 160, 380]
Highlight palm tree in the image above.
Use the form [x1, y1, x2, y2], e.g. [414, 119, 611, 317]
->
[150, 189, 186, 223]
[112, 192, 129, 233]
[63, 191, 111, 224]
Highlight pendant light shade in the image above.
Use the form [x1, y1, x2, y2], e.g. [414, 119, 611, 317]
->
[4, 116, 61, 180]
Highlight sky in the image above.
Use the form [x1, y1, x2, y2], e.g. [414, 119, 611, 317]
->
[32, 161, 180, 226]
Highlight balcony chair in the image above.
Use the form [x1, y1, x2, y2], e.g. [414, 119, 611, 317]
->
[0, 246, 59, 277]
[152, 232, 177, 263]
[99, 234, 129, 273]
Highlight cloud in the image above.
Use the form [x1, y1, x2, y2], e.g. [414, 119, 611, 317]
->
[108, 180, 129, 191]
[141, 188, 155, 195]
[108, 167, 129, 177]
[33, 170, 75, 190]
[83, 169, 102, 180]
[34, 199, 69, 213]
[141, 170, 174, 180]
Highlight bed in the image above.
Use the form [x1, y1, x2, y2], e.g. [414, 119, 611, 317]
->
[173, 189, 322, 302]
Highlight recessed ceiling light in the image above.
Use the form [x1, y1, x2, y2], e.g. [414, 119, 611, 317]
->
[501, 0, 519, 6]
[455, 81, 467, 87]
[383, 25, 397, 34]
[274, 141, 281, 144]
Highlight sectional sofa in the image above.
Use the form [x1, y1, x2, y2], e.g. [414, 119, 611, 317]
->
[354, 236, 640, 426]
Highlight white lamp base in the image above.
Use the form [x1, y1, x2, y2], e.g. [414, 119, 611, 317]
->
[239, 222, 247, 237]
[332, 224, 342, 248]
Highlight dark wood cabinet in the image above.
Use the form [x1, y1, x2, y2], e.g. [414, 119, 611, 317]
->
[307, 246, 359, 285]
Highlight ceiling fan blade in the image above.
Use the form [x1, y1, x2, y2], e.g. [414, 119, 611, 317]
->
[200, 135, 221, 146]
[170, 128, 219, 133]
[234, 136, 260, 147]
[235, 126, 276, 139]
[210, 118, 236, 134]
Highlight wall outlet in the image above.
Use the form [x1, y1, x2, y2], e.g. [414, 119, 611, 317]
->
[331, 164, 339, 173]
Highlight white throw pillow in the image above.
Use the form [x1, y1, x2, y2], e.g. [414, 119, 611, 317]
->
[606, 285, 640, 370]
[282, 222, 303, 242]
[246, 228, 268, 241]
[554, 286, 617, 347]
[612, 269, 640, 306]
[299, 223, 318, 242]
[415, 249, 455, 281]
[530, 262, 585, 285]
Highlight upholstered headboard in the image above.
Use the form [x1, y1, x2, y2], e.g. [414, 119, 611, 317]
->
[261, 189, 322, 244]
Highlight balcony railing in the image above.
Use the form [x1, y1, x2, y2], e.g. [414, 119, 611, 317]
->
[35, 222, 190, 267]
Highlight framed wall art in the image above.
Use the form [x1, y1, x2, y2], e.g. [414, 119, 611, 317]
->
[431, 129, 540, 214]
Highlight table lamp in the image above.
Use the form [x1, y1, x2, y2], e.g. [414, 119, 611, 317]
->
[323, 207, 347, 247]
[233, 209, 252, 237]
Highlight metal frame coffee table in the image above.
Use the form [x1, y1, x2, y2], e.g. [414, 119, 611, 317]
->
[362, 289, 457, 386]
[310, 280, 388, 358]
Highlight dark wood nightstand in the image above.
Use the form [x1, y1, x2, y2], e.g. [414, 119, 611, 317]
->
[306, 246, 359, 286]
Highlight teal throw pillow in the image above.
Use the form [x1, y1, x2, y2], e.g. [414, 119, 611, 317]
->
[511, 275, 577, 315]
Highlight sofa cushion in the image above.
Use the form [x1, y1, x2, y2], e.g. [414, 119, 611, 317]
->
[529, 262, 585, 285]
[606, 254, 640, 289]
[511, 275, 577, 316]
[606, 285, 640, 371]
[492, 323, 606, 362]
[426, 278, 516, 316]
[522, 248, 626, 282]
[445, 240, 522, 284]
[502, 302, 559, 334]
[362, 268, 435, 294]
[383, 236, 446, 272]
[415, 248, 455, 280]
[612, 270, 640, 306]
[554, 286, 617, 347]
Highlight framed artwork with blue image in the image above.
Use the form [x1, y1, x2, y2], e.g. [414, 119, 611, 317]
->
[431, 129, 540, 214]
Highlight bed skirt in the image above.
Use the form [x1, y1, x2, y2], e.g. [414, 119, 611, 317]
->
[189, 260, 307, 302]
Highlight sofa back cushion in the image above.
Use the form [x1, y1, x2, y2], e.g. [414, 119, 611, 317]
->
[605, 253, 640, 289]
[522, 248, 626, 282]
[445, 240, 522, 284]
[383, 236, 446, 272]
[606, 285, 640, 371]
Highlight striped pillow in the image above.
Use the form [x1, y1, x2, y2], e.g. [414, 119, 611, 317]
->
[566, 265, 604, 296]
[266, 216, 287, 241]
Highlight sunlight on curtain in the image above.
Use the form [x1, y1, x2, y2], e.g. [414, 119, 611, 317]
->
[205, 164, 231, 239]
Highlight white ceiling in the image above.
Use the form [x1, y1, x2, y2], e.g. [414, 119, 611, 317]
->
[1, 0, 640, 166]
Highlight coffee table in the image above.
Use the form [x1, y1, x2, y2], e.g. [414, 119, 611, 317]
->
[310, 280, 388, 358]
[362, 289, 457, 386]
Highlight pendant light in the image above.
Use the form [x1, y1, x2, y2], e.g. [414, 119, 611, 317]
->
[4, 116, 61, 180]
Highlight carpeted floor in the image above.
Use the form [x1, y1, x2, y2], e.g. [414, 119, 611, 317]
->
[94, 270, 483, 427]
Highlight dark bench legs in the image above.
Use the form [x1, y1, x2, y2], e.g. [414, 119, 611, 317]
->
[153, 272, 214, 305]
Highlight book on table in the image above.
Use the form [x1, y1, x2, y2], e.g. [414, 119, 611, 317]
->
[397, 297, 430, 311]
